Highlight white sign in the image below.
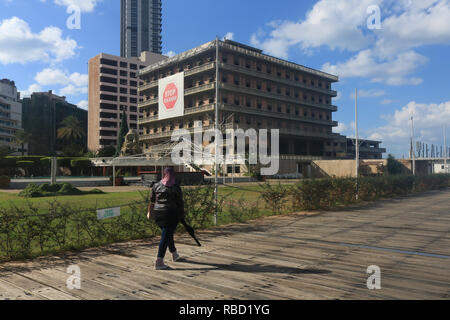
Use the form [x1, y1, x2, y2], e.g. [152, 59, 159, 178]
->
[97, 207, 121, 220]
[158, 72, 184, 120]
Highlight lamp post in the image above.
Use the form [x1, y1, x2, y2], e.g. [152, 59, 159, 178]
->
[214, 36, 220, 226]
[410, 116, 416, 175]
[355, 88, 359, 200]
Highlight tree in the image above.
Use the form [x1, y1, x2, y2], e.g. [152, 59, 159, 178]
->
[14, 130, 31, 156]
[58, 116, 86, 157]
[387, 154, 403, 175]
[57, 115, 85, 141]
[97, 146, 116, 158]
[0, 145, 13, 157]
[115, 111, 129, 157]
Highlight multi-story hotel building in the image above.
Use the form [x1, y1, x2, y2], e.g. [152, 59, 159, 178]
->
[120, 0, 163, 57]
[138, 40, 346, 169]
[0, 79, 24, 155]
[88, 51, 167, 152]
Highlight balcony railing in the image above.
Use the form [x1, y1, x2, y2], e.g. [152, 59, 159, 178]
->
[140, 123, 233, 141]
[139, 104, 215, 125]
[219, 62, 338, 97]
[220, 103, 337, 127]
[138, 82, 216, 108]
[139, 62, 216, 93]
[220, 83, 338, 112]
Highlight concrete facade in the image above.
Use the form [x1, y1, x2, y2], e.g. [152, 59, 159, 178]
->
[138, 40, 345, 161]
[0, 79, 24, 155]
[88, 51, 167, 152]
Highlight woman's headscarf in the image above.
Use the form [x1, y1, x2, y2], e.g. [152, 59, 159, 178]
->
[161, 167, 176, 187]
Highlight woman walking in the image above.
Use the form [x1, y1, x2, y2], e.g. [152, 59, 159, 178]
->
[147, 167, 184, 270]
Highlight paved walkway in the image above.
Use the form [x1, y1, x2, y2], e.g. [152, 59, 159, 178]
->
[0, 189, 449, 300]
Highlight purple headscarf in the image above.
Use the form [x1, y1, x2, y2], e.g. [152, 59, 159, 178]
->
[161, 167, 176, 187]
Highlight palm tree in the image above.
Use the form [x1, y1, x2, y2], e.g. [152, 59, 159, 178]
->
[57, 115, 85, 141]
[14, 130, 31, 156]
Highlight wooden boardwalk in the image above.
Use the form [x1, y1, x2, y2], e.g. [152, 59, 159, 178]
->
[0, 189, 449, 300]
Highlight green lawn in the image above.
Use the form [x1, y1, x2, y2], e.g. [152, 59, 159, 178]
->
[0, 191, 149, 212]
[0, 184, 271, 211]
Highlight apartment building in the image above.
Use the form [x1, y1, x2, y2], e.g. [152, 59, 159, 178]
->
[138, 40, 345, 164]
[0, 79, 24, 155]
[88, 51, 167, 152]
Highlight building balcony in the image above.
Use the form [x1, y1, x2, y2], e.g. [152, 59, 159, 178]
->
[220, 83, 338, 112]
[347, 146, 387, 154]
[138, 82, 216, 109]
[219, 62, 338, 97]
[140, 123, 233, 142]
[139, 62, 216, 93]
[220, 103, 338, 127]
[139, 104, 215, 125]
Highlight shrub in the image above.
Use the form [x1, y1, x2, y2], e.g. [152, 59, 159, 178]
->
[18, 183, 103, 198]
[259, 182, 290, 214]
[0, 176, 10, 188]
[291, 174, 450, 211]
[70, 159, 91, 168]
[16, 160, 34, 168]
[0, 157, 16, 169]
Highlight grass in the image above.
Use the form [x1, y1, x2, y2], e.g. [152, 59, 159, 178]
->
[0, 191, 149, 213]
[0, 184, 272, 211]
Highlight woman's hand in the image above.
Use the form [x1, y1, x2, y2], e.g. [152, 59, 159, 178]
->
[146, 210, 151, 220]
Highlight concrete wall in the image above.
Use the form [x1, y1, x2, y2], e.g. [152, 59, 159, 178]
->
[312, 160, 356, 178]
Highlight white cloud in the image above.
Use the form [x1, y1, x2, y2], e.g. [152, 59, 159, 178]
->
[53, 0, 103, 12]
[223, 32, 234, 41]
[0, 16, 77, 64]
[250, 0, 381, 58]
[33, 68, 88, 97]
[77, 100, 88, 110]
[250, 0, 450, 86]
[58, 84, 87, 96]
[322, 49, 427, 86]
[367, 100, 450, 156]
[380, 99, 393, 105]
[350, 89, 385, 99]
[333, 122, 348, 134]
[164, 51, 176, 58]
[19, 83, 42, 98]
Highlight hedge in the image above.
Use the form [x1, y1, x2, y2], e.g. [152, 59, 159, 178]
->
[70, 159, 91, 168]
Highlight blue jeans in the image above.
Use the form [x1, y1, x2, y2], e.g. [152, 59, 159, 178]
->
[157, 224, 177, 258]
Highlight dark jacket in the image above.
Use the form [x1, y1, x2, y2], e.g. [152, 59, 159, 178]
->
[150, 181, 184, 227]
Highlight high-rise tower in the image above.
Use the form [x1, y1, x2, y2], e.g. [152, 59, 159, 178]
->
[120, 0, 162, 58]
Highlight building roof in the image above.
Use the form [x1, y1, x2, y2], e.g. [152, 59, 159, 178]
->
[139, 39, 339, 82]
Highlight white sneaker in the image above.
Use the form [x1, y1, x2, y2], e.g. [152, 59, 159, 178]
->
[155, 258, 168, 270]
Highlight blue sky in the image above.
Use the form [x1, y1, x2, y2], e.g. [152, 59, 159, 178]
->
[1, 0, 449, 158]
